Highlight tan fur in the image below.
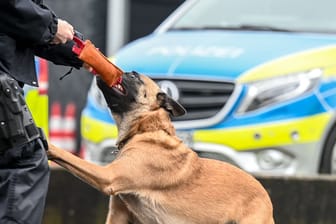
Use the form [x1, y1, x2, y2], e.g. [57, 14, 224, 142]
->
[48, 74, 274, 224]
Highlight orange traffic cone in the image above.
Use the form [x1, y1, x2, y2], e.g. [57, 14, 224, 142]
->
[62, 103, 77, 154]
[38, 59, 48, 95]
[49, 102, 64, 148]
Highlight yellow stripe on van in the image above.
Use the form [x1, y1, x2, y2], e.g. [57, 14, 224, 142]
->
[81, 115, 118, 143]
[194, 113, 332, 151]
[26, 90, 49, 137]
[238, 46, 336, 83]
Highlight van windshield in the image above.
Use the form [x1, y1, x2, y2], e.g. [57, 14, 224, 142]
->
[170, 0, 336, 33]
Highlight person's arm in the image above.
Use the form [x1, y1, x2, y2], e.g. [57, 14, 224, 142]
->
[0, 0, 80, 68]
[0, 0, 58, 45]
[34, 41, 83, 69]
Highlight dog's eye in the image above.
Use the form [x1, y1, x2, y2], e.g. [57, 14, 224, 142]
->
[130, 73, 136, 79]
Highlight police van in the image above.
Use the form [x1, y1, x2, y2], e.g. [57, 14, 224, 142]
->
[81, 0, 336, 175]
[25, 58, 49, 137]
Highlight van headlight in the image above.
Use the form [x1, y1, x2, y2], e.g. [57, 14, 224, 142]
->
[237, 69, 322, 114]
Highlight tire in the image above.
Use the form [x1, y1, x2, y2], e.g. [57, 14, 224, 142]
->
[320, 125, 336, 174]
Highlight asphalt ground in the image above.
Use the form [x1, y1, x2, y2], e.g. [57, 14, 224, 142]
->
[43, 169, 336, 224]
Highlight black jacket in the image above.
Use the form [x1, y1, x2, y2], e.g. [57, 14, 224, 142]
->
[0, 0, 82, 86]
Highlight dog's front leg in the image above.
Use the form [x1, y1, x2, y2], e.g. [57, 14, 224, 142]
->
[47, 144, 129, 195]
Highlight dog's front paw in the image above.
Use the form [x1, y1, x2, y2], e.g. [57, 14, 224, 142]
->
[46, 143, 58, 160]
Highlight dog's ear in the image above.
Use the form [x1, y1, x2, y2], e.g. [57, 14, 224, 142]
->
[157, 92, 186, 117]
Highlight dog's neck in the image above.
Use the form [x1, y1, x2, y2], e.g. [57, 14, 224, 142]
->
[116, 109, 175, 149]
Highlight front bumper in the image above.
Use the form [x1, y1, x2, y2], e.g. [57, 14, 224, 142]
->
[193, 142, 320, 175]
[81, 112, 331, 175]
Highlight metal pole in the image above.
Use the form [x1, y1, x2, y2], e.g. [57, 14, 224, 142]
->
[106, 0, 130, 56]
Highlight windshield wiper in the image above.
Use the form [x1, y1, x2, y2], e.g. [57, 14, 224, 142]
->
[170, 25, 292, 32]
[169, 27, 204, 31]
[224, 24, 292, 32]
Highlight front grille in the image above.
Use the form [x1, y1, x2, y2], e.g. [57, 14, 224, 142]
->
[152, 78, 235, 121]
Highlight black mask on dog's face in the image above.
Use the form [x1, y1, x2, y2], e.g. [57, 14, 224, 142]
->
[97, 71, 143, 114]
[97, 71, 186, 117]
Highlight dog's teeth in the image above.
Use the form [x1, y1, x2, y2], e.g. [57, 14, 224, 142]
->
[115, 84, 123, 92]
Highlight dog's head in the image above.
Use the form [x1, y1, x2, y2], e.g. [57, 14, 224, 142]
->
[97, 71, 186, 124]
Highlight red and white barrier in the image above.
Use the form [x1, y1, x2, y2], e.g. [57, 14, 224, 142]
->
[49, 102, 64, 148]
[62, 103, 76, 153]
[38, 59, 48, 95]
[49, 102, 77, 154]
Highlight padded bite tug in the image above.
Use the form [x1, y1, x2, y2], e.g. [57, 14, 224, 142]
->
[73, 38, 123, 86]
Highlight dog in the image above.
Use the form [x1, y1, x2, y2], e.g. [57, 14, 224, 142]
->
[48, 71, 274, 224]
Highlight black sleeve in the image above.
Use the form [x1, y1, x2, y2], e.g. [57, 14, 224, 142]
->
[34, 41, 83, 69]
[0, 0, 57, 45]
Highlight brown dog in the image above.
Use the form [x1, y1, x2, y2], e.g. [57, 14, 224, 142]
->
[48, 71, 274, 224]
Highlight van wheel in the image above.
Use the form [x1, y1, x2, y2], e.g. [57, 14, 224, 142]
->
[320, 126, 336, 174]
